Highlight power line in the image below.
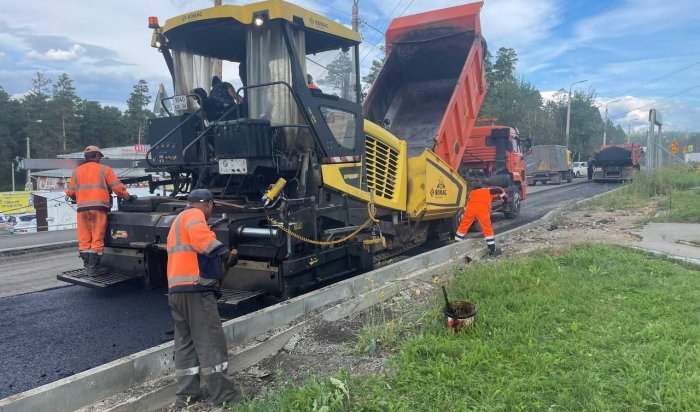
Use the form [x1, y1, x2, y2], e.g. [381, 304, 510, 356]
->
[398, 0, 416, 17]
[359, 18, 385, 36]
[610, 59, 700, 97]
[608, 83, 700, 120]
[305, 0, 352, 20]
[359, 0, 406, 63]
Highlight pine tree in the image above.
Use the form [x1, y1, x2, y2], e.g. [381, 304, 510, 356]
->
[124, 80, 154, 144]
[318, 52, 353, 98]
[362, 46, 385, 87]
[50, 73, 79, 152]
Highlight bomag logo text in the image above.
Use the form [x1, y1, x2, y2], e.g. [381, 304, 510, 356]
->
[430, 178, 448, 198]
[343, 173, 360, 180]
[308, 17, 330, 30]
[182, 11, 203, 22]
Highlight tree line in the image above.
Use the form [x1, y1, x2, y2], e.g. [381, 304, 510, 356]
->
[0, 73, 154, 190]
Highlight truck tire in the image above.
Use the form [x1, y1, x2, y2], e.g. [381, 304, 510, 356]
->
[566, 172, 572, 183]
[504, 186, 521, 219]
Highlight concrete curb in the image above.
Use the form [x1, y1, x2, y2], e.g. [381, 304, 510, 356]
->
[526, 178, 590, 197]
[627, 246, 700, 267]
[0, 183, 623, 412]
[0, 240, 76, 255]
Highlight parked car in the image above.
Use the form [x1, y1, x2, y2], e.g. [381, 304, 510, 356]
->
[7, 214, 37, 234]
[572, 162, 588, 178]
[0, 213, 6, 231]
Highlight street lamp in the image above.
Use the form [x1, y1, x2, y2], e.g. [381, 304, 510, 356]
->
[565, 79, 588, 149]
[627, 117, 641, 144]
[26, 119, 42, 191]
[603, 99, 622, 146]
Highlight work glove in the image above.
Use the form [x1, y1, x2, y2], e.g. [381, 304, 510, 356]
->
[127, 195, 138, 201]
[65, 196, 76, 204]
[220, 249, 239, 269]
[502, 196, 509, 204]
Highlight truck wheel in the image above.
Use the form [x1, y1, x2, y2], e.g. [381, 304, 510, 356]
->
[566, 172, 572, 183]
[504, 186, 522, 219]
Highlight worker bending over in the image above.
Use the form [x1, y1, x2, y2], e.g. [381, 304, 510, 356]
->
[455, 184, 508, 256]
[166, 189, 239, 408]
[65, 146, 133, 275]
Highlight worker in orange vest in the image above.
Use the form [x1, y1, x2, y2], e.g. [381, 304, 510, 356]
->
[65, 146, 134, 275]
[307, 74, 322, 92]
[455, 183, 508, 256]
[166, 189, 239, 408]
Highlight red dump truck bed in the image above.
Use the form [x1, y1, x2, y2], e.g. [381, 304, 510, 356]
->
[363, 1, 487, 171]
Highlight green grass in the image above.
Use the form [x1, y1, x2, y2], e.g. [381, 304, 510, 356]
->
[588, 168, 700, 211]
[651, 188, 700, 223]
[236, 245, 700, 411]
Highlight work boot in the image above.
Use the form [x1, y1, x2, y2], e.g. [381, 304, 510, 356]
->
[92, 254, 109, 276]
[84, 253, 94, 276]
[79, 252, 89, 270]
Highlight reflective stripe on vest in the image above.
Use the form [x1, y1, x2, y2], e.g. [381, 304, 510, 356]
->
[168, 275, 201, 287]
[166, 209, 221, 289]
[73, 163, 111, 209]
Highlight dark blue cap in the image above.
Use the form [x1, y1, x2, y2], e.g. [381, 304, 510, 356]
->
[188, 189, 214, 203]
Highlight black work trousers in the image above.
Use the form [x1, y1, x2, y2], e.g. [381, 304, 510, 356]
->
[168, 291, 237, 405]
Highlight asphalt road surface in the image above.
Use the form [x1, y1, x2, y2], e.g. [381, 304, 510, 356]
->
[0, 250, 77, 298]
[0, 180, 621, 399]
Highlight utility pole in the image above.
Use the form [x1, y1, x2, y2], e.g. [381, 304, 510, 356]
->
[603, 99, 621, 146]
[11, 160, 15, 192]
[349, 0, 359, 101]
[565, 79, 588, 149]
[62, 115, 67, 151]
[213, 0, 223, 79]
[26, 136, 31, 191]
[25, 119, 41, 191]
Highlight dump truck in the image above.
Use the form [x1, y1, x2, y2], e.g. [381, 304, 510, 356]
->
[458, 121, 530, 219]
[55, 0, 489, 308]
[593, 143, 641, 182]
[525, 145, 573, 185]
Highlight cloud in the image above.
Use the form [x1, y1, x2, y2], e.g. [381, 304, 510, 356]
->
[26, 44, 86, 61]
[574, 0, 696, 42]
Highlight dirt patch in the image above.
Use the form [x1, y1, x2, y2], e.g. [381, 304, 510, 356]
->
[233, 280, 437, 403]
[501, 203, 655, 256]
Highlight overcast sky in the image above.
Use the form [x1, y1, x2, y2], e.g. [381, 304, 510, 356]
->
[1, 0, 698, 131]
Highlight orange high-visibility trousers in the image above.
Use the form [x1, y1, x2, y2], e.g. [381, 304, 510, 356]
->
[455, 207, 495, 251]
[457, 209, 494, 239]
[77, 210, 108, 253]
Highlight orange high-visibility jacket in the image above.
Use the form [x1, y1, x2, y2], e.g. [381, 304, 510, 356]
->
[465, 187, 507, 212]
[65, 162, 129, 212]
[166, 208, 226, 292]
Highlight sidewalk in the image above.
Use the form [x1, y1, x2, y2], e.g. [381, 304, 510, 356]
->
[630, 223, 700, 264]
[0, 229, 76, 252]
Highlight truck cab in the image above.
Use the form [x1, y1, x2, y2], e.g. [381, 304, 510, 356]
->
[459, 124, 527, 219]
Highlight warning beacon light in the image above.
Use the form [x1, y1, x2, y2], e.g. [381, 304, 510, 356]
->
[148, 16, 160, 29]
